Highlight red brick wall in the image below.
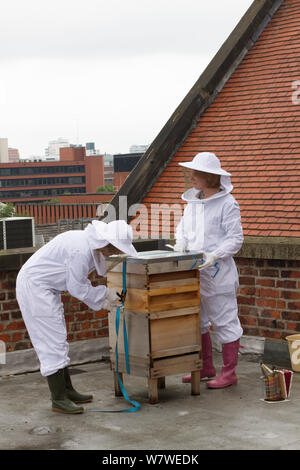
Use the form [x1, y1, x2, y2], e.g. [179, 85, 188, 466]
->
[15, 199, 115, 225]
[0, 270, 109, 353]
[60, 147, 86, 162]
[236, 258, 300, 340]
[2, 256, 300, 353]
[85, 156, 105, 193]
[114, 171, 131, 191]
[57, 193, 114, 204]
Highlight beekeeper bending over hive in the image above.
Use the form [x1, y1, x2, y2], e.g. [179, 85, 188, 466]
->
[16, 220, 137, 414]
[175, 152, 244, 389]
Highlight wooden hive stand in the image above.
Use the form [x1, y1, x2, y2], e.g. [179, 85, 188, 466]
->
[107, 251, 202, 404]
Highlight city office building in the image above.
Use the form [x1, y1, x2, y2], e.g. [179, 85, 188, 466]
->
[44, 138, 70, 160]
[0, 138, 9, 163]
[0, 150, 105, 203]
[103, 154, 114, 185]
[113, 153, 143, 190]
[129, 144, 149, 154]
[8, 148, 20, 163]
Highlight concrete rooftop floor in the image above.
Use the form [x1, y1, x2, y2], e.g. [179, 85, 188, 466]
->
[0, 351, 300, 451]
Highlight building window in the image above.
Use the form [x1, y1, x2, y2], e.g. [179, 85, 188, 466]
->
[0, 176, 86, 187]
[0, 186, 86, 199]
[0, 165, 85, 177]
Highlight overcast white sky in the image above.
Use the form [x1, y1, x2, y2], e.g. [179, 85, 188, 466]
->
[0, 0, 253, 158]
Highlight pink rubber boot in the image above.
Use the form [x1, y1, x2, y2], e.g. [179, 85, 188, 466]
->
[182, 332, 216, 383]
[206, 339, 240, 389]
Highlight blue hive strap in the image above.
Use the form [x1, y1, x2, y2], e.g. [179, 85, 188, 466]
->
[211, 261, 220, 278]
[189, 255, 201, 270]
[191, 254, 220, 276]
[174, 254, 202, 271]
[89, 260, 140, 413]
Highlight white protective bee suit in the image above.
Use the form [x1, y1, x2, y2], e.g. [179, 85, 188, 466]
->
[175, 154, 244, 344]
[16, 220, 137, 377]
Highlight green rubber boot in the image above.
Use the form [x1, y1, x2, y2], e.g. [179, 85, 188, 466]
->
[46, 369, 84, 414]
[64, 368, 93, 404]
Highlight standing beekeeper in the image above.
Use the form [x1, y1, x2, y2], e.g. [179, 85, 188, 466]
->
[16, 220, 137, 414]
[174, 152, 244, 389]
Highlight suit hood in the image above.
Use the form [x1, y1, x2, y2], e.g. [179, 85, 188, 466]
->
[182, 175, 233, 203]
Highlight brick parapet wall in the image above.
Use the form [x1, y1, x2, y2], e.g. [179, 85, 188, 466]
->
[35, 221, 90, 244]
[2, 242, 300, 352]
[0, 270, 109, 353]
[236, 258, 300, 340]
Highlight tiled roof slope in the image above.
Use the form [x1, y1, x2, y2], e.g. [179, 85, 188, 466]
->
[142, 0, 300, 238]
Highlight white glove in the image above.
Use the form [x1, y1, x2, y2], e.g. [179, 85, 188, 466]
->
[102, 288, 120, 311]
[198, 252, 218, 270]
[173, 240, 188, 252]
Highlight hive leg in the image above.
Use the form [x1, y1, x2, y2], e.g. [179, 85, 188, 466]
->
[148, 378, 159, 404]
[114, 371, 123, 397]
[191, 371, 201, 395]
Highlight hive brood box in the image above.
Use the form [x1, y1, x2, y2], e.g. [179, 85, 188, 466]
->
[107, 250, 203, 404]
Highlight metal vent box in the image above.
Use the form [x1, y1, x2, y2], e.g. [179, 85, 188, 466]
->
[0, 217, 35, 250]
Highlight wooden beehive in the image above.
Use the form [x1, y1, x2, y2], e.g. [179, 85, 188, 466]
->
[107, 250, 203, 403]
[0, 217, 35, 250]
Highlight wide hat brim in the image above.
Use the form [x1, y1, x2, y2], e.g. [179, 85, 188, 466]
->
[178, 161, 231, 176]
[93, 220, 138, 257]
[109, 239, 138, 257]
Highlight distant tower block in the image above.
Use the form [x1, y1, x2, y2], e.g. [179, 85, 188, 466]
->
[0, 138, 9, 163]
